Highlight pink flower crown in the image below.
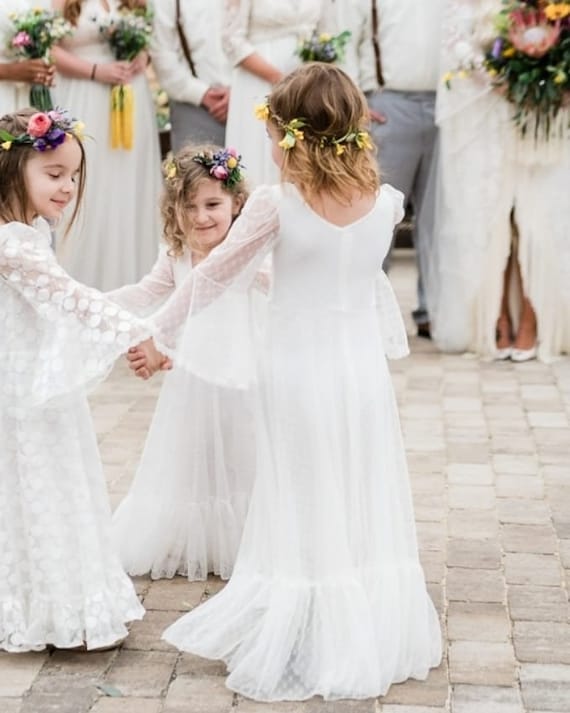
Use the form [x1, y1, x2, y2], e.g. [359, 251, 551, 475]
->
[192, 147, 245, 187]
[0, 109, 85, 153]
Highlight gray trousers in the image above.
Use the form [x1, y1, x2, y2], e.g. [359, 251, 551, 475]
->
[367, 89, 438, 325]
[169, 100, 226, 152]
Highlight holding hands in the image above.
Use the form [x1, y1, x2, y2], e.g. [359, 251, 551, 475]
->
[127, 339, 172, 380]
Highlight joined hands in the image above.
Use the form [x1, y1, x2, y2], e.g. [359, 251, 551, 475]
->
[127, 338, 172, 380]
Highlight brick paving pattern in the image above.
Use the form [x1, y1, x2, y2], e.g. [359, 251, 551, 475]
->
[1, 253, 569, 712]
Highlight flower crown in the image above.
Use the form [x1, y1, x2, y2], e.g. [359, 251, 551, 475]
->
[192, 147, 245, 187]
[254, 100, 373, 155]
[164, 147, 245, 188]
[0, 109, 85, 152]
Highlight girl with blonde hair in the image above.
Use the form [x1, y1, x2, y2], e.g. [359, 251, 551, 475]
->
[110, 144, 258, 582]
[141, 63, 442, 701]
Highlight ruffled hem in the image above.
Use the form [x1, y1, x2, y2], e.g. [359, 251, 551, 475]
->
[0, 581, 144, 653]
[162, 563, 442, 701]
[114, 494, 251, 582]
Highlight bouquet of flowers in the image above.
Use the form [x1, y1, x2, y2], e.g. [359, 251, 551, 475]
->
[297, 30, 351, 63]
[485, 1, 570, 136]
[98, 8, 153, 149]
[8, 8, 73, 111]
[447, 1, 570, 138]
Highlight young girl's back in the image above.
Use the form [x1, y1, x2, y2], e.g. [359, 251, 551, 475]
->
[161, 65, 442, 701]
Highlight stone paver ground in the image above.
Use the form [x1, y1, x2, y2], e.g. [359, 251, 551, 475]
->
[1, 252, 569, 712]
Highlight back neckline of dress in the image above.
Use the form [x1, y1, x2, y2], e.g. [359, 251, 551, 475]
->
[286, 183, 381, 232]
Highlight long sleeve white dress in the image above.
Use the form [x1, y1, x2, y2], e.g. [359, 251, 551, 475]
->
[109, 247, 257, 581]
[0, 222, 149, 652]
[157, 182, 442, 701]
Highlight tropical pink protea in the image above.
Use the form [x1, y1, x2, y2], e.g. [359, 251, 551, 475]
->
[509, 7, 561, 57]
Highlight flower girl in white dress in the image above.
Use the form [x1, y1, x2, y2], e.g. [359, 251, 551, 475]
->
[138, 64, 442, 701]
[110, 145, 259, 582]
[0, 108, 152, 651]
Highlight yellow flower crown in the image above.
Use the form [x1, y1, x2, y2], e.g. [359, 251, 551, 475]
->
[254, 100, 373, 155]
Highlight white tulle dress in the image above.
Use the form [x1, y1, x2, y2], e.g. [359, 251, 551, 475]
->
[223, 0, 323, 186]
[427, 0, 570, 360]
[53, 0, 161, 290]
[159, 183, 442, 701]
[0, 222, 150, 652]
[109, 246, 257, 581]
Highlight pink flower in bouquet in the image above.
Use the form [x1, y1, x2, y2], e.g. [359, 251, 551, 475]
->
[12, 31, 31, 48]
[211, 165, 229, 180]
[227, 147, 239, 157]
[509, 8, 560, 58]
[27, 113, 53, 138]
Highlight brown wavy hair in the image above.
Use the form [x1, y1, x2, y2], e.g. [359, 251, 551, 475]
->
[267, 63, 379, 204]
[62, 0, 147, 25]
[161, 144, 249, 260]
[0, 109, 86, 233]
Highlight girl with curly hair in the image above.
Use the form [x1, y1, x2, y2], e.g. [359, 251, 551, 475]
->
[110, 144, 259, 583]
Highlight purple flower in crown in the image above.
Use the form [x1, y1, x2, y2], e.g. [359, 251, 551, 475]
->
[32, 138, 48, 152]
[46, 127, 66, 147]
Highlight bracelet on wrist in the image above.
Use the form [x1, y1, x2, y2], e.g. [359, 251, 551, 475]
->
[90, 63, 97, 80]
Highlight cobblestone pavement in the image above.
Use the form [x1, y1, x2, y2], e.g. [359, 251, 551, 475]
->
[1, 253, 569, 713]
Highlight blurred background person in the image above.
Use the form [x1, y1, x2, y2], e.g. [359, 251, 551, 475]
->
[0, 0, 54, 112]
[222, 0, 323, 185]
[51, 0, 161, 290]
[150, 0, 231, 151]
[364, 0, 445, 339]
[429, 0, 570, 362]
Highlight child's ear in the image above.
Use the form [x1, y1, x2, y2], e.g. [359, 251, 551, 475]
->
[232, 194, 245, 218]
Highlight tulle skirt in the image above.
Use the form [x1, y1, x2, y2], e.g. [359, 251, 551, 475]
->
[163, 306, 442, 700]
[113, 368, 256, 581]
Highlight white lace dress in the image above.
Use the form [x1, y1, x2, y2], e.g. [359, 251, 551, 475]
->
[52, 0, 161, 290]
[222, 0, 323, 186]
[0, 222, 149, 652]
[159, 183, 442, 701]
[428, 0, 570, 360]
[109, 246, 257, 581]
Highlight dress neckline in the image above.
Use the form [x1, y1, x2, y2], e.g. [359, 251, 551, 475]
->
[286, 183, 380, 232]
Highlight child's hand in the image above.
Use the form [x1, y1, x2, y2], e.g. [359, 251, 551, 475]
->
[160, 356, 173, 371]
[127, 338, 167, 379]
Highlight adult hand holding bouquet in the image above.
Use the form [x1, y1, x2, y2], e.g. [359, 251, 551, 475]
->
[8, 8, 72, 111]
[99, 6, 153, 150]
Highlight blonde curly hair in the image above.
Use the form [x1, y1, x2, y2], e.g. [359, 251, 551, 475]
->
[267, 63, 379, 204]
[161, 143, 249, 260]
